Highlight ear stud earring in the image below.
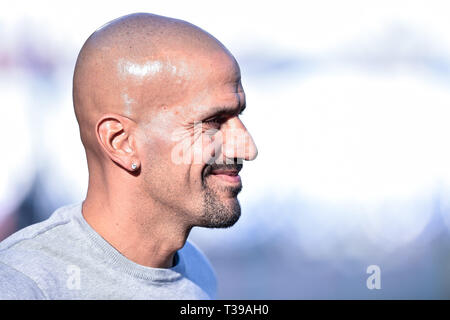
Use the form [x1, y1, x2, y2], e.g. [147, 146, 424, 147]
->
[131, 163, 137, 170]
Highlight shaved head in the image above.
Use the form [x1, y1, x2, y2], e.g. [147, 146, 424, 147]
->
[75, 13, 257, 252]
[73, 13, 237, 159]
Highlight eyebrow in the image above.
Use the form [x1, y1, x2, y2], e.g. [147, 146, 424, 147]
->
[203, 104, 246, 119]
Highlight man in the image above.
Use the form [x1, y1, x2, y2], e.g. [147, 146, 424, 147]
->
[0, 13, 257, 299]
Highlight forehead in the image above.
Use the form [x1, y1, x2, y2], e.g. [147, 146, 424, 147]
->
[166, 50, 244, 112]
[189, 67, 244, 117]
[210, 53, 242, 88]
[191, 51, 243, 96]
[172, 47, 241, 86]
[135, 48, 244, 122]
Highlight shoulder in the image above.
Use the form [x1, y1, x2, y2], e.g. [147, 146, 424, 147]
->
[0, 202, 81, 253]
[0, 203, 82, 297]
[0, 261, 46, 299]
[180, 240, 217, 299]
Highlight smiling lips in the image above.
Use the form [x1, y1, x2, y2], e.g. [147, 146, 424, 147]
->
[210, 169, 241, 183]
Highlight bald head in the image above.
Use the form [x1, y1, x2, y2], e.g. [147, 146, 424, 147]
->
[74, 13, 257, 239]
[73, 13, 238, 156]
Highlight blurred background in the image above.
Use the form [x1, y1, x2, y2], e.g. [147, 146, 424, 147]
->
[2, 0, 450, 299]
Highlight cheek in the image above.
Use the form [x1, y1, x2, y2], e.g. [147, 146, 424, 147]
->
[137, 132, 171, 184]
[202, 130, 223, 163]
[190, 132, 223, 166]
[141, 123, 219, 185]
[141, 135, 189, 180]
[141, 143, 182, 199]
[148, 145, 176, 176]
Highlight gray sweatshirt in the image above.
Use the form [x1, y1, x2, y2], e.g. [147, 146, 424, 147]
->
[0, 202, 217, 299]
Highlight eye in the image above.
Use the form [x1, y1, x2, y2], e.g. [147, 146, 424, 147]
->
[203, 117, 223, 128]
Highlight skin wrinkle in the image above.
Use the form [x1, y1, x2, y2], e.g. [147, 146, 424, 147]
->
[72, 13, 258, 269]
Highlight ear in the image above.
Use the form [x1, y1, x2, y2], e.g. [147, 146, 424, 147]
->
[96, 113, 140, 172]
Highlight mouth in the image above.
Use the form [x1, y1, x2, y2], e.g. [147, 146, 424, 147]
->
[210, 170, 241, 183]
[204, 164, 243, 185]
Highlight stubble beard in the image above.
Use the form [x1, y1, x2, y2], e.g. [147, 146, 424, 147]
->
[198, 176, 242, 228]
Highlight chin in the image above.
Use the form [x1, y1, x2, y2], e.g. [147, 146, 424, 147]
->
[199, 195, 241, 229]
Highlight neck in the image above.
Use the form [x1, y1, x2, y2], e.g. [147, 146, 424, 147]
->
[82, 182, 191, 269]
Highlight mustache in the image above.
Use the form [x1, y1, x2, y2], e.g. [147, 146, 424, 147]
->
[203, 162, 243, 177]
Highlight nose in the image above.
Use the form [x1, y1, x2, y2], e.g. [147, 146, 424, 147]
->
[221, 117, 258, 162]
